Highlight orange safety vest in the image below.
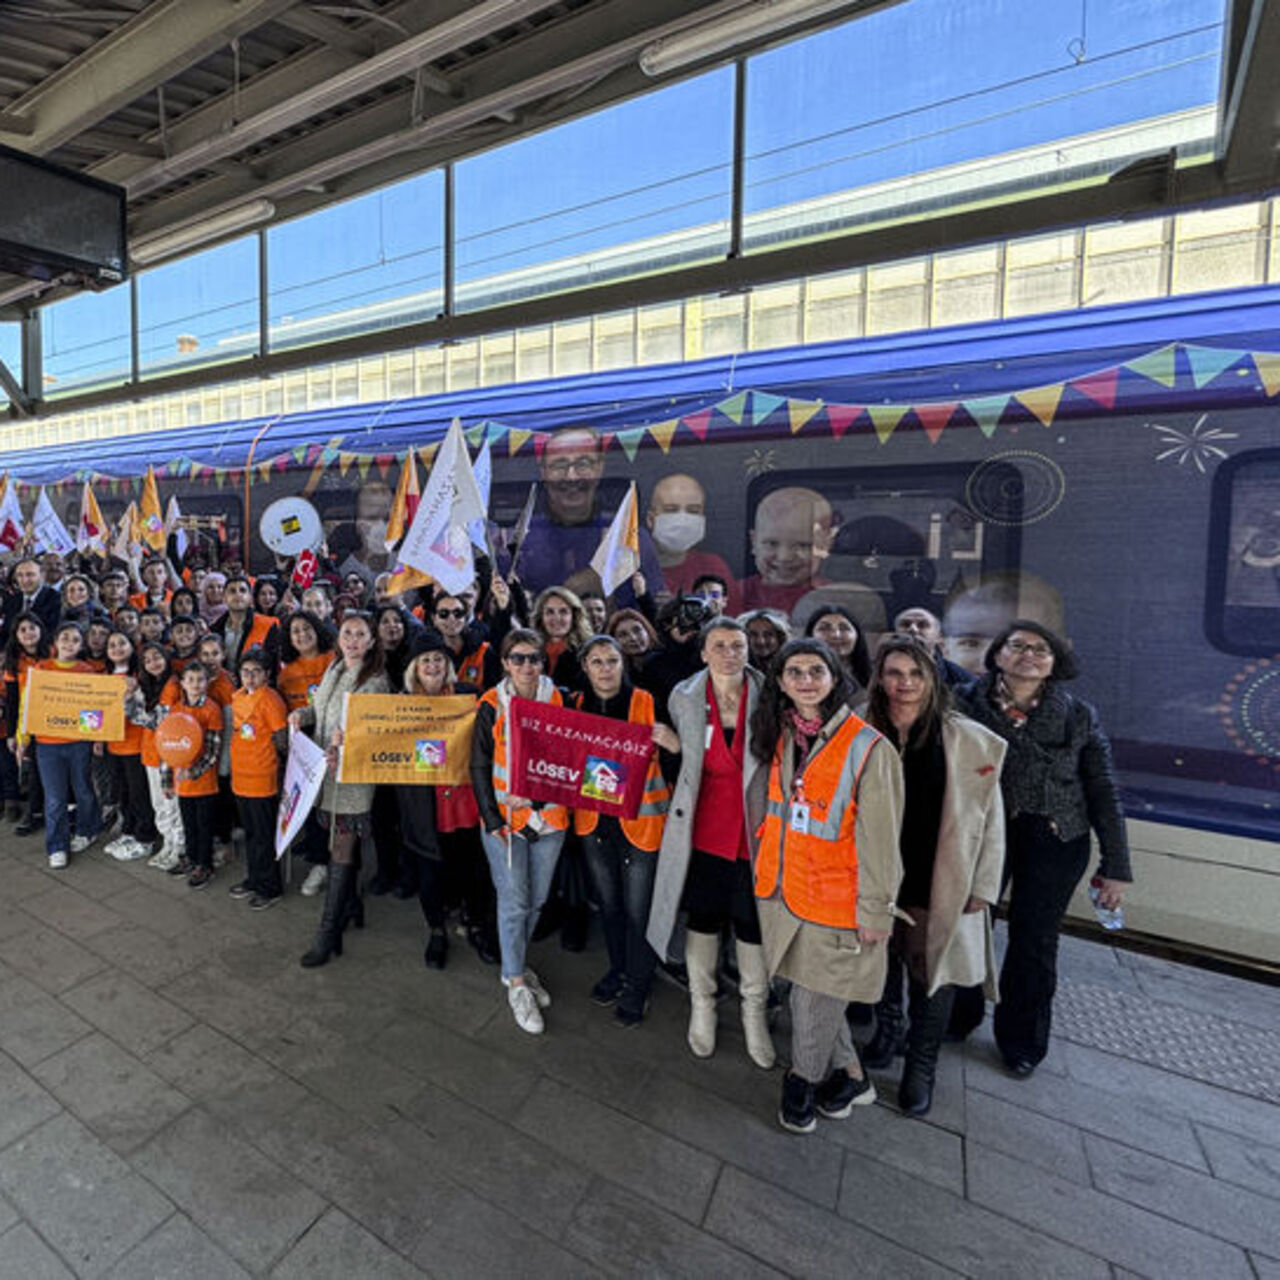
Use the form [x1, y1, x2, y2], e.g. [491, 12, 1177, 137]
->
[456, 641, 490, 690]
[481, 686, 570, 834]
[754, 712, 883, 930]
[571, 688, 669, 852]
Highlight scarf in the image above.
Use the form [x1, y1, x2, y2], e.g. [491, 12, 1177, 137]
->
[785, 707, 826, 759]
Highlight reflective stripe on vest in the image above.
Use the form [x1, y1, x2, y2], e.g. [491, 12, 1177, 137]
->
[482, 686, 568, 833]
[572, 688, 669, 852]
[754, 716, 882, 930]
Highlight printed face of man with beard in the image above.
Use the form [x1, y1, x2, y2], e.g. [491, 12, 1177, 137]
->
[540, 428, 604, 526]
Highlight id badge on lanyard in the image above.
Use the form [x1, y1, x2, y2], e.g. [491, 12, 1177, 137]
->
[789, 775, 810, 835]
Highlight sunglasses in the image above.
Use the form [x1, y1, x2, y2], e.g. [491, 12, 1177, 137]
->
[506, 652, 544, 666]
[435, 607, 467, 620]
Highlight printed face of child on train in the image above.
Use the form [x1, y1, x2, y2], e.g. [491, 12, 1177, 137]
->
[749, 487, 834, 586]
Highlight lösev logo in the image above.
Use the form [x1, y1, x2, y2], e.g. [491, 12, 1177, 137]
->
[415, 739, 446, 770]
[581, 756, 626, 804]
[79, 709, 104, 732]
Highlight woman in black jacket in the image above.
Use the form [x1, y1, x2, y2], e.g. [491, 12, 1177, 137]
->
[955, 619, 1132, 1078]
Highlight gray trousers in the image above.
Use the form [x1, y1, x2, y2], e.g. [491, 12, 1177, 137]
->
[790, 984, 858, 1084]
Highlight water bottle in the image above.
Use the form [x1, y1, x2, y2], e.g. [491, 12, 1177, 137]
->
[1089, 876, 1124, 931]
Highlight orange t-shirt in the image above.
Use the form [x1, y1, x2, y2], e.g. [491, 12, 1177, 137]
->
[173, 698, 224, 798]
[205, 670, 236, 708]
[140, 677, 181, 769]
[230, 686, 288, 798]
[277, 653, 333, 712]
[106, 671, 144, 756]
[31, 659, 98, 746]
[129, 589, 173, 613]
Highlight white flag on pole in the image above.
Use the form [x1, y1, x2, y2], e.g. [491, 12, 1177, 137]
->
[469, 435, 492, 551]
[31, 488, 75, 557]
[0, 479, 25, 552]
[275, 730, 328, 859]
[589, 482, 641, 597]
[398, 419, 487, 595]
[164, 495, 188, 561]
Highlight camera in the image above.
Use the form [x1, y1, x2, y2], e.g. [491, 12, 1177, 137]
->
[666, 594, 713, 636]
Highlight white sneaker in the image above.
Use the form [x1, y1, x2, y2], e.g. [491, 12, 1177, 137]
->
[508, 983, 544, 1034]
[300, 864, 329, 897]
[105, 835, 131, 856]
[70, 833, 97, 855]
[523, 968, 551, 1009]
[149, 844, 180, 871]
[212, 843, 230, 869]
[111, 839, 151, 862]
[48, 851, 68, 870]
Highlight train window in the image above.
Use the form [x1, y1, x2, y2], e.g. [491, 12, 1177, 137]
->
[742, 464, 1021, 643]
[1207, 448, 1280, 655]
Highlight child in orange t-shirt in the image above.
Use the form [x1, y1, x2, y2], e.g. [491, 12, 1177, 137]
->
[196, 632, 237, 859]
[129, 641, 184, 871]
[162, 663, 224, 889]
[228, 646, 288, 908]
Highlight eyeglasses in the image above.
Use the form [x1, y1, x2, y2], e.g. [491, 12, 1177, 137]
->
[1005, 640, 1052, 657]
[507, 652, 544, 666]
[543, 457, 600, 480]
[435, 608, 467, 620]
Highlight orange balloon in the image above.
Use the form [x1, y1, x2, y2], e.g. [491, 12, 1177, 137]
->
[154, 710, 203, 768]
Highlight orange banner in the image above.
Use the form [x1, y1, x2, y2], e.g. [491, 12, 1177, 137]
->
[22, 669, 126, 742]
[337, 693, 475, 785]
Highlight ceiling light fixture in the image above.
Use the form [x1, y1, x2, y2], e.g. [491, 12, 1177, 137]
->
[130, 199, 276, 266]
[640, 0, 871, 77]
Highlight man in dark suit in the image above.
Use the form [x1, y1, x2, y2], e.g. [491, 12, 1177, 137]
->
[5, 556, 61, 636]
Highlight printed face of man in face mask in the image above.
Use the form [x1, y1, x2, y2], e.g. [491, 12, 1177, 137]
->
[540, 428, 604, 526]
[646, 473, 708, 563]
[749, 487, 834, 586]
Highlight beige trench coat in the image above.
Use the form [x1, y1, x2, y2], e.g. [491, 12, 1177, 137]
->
[908, 712, 1007, 998]
[754, 708, 906, 1004]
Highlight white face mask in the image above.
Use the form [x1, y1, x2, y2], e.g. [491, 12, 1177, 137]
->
[651, 511, 705, 554]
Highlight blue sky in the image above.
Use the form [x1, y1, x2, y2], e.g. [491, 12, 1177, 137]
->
[20, 0, 1225, 394]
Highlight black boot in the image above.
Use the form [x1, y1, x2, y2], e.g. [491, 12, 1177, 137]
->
[343, 882, 365, 931]
[862, 950, 907, 1070]
[898, 982, 956, 1117]
[301, 864, 354, 968]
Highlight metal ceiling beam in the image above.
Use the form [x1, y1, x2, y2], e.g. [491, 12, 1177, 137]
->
[121, 0, 562, 200]
[1217, 0, 1280, 183]
[271, 6, 381, 58]
[123, 0, 744, 236]
[13, 157, 1240, 418]
[0, 0, 303, 155]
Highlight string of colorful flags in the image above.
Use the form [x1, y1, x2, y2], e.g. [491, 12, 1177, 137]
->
[10, 339, 1280, 495]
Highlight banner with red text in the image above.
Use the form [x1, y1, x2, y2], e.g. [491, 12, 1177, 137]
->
[506, 697, 653, 818]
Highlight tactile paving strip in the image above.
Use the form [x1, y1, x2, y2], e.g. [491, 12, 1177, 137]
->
[1052, 978, 1280, 1103]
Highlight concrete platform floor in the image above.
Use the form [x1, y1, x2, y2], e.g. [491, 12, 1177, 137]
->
[0, 833, 1277, 1279]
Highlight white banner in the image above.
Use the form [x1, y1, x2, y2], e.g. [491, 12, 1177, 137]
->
[275, 729, 328, 859]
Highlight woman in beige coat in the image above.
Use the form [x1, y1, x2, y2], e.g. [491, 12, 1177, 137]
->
[748, 638, 904, 1135]
[861, 635, 1006, 1116]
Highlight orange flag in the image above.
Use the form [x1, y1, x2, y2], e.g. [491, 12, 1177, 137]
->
[384, 448, 421, 552]
[138, 466, 166, 552]
[77, 482, 107, 555]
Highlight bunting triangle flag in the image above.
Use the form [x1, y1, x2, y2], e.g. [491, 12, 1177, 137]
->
[1185, 344, 1243, 390]
[1072, 368, 1120, 411]
[789, 399, 823, 435]
[1125, 344, 1179, 389]
[616, 427, 646, 462]
[1016, 383, 1065, 428]
[717, 392, 748, 425]
[384, 448, 421, 551]
[464, 422, 486, 449]
[914, 402, 958, 444]
[1251, 350, 1280, 397]
[647, 419, 678, 454]
[338, 452, 356, 477]
[964, 395, 1010, 438]
[749, 391, 787, 424]
[867, 404, 907, 444]
[507, 428, 531, 457]
[532, 433, 551, 460]
[825, 404, 862, 438]
[257, 461, 273, 483]
[357, 456, 373, 481]
[139, 465, 166, 551]
[291, 445, 307, 465]
[418, 443, 439, 469]
[682, 409, 713, 441]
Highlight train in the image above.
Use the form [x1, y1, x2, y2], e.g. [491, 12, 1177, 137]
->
[5, 283, 1279, 967]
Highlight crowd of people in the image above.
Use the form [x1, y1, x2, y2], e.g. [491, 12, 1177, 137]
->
[0, 543, 1133, 1134]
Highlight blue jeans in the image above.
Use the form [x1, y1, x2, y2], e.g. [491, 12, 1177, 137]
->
[37, 741, 101, 856]
[582, 822, 659, 1011]
[481, 826, 565, 982]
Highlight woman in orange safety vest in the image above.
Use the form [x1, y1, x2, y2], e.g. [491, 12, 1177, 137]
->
[572, 635, 677, 1029]
[749, 638, 905, 1136]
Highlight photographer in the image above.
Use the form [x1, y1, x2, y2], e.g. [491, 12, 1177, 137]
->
[639, 595, 714, 720]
